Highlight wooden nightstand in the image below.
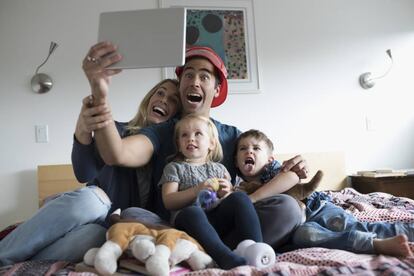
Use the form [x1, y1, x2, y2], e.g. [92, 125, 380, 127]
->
[349, 175, 414, 199]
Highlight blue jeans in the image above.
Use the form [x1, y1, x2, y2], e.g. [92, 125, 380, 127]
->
[0, 186, 110, 265]
[292, 192, 414, 253]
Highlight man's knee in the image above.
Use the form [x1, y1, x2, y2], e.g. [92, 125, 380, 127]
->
[283, 198, 303, 234]
[256, 194, 302, 221]
[255, 195, 303, 247]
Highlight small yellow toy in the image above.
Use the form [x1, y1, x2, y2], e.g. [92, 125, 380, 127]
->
[205, 178, 220, 191]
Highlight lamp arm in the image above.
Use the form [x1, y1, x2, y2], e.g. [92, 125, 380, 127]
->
[34, 41, 58, 74]
[369, 58, 393, 81]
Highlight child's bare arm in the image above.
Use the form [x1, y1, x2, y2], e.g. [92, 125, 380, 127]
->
[162, 181, 196, 210]
[162, 179, 217, 210]
[249, 171, 299, 203]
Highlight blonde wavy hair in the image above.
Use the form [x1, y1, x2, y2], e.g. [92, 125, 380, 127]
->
[126, 78, 179, 134]
[171, 114, 223, 163]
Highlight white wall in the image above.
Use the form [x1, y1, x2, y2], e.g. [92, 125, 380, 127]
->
[1, 0, 414, 229]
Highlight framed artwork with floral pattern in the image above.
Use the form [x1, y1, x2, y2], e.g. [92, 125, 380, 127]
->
[159, 0, 260, 94]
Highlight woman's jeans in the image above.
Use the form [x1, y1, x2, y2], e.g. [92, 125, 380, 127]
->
[0, 186, 110, 265]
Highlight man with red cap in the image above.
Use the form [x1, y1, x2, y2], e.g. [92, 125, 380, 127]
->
[89, 44, 308, 254]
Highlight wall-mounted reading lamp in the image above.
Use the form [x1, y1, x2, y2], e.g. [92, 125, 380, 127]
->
[30, 41, 58, 94]
[359, 49, 393, 89]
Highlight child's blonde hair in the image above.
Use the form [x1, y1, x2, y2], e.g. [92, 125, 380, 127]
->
[172, 114, 223, 162]
[126, 79, 179, 134]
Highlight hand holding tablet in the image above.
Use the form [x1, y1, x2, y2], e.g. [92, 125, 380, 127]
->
[98, 7, 187, 69]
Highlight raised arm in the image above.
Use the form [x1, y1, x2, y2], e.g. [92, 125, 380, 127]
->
[71, 95, 112, 182]
[82, 42, 154, 167]
[95, 124, 154, 167]
[74, 95, 112, 145]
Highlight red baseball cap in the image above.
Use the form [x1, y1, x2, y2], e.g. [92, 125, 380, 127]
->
[175, 46, 228, 108]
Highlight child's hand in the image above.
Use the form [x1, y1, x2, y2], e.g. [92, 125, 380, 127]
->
[216, 178, 232, 198]
[196, 179, 218, 195]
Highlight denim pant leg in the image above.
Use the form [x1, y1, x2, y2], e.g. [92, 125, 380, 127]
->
[349, 221, 414, 241]
[292, 221, 377, 253]
[31, 223, 107, 263]
[310, 202, 414, 241]
[390, 222, 414, 241]
[0, 186, 110, 265]
[308, 202, 360, 231]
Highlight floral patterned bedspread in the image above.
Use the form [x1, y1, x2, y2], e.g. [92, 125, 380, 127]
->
[185, 188, 414, 275]
[2, 188, 414, 276]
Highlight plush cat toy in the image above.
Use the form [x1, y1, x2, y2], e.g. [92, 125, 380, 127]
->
[83, 210, 213, 276]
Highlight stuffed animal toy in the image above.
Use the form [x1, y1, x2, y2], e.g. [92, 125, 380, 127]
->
[83, 211, 214, 276]
[233, 240, 276, 268]
[196, 178, 221, 211]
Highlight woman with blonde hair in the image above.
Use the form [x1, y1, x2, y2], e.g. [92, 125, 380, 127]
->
[73, 78, 180, 211]
[0, 57, 180, 264]
[126, 78, 180, 134]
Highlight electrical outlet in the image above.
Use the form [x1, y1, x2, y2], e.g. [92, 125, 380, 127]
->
[35, 125, 49, 143]
[365, 116, 376, 131]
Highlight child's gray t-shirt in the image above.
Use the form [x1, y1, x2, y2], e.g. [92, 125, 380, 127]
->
[159, 161, 229, 224]
[159, 161, 228, 191]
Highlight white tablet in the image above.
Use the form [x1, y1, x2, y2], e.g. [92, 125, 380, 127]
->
[98, 7, 186, 69]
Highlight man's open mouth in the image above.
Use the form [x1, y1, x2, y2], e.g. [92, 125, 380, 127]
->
[187, 93, 202, 103]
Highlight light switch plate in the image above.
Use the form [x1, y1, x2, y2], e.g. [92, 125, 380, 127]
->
[35, 125, 49, 143]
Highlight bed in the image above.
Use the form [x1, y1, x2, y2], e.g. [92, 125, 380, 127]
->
[2, 152, 414, 275]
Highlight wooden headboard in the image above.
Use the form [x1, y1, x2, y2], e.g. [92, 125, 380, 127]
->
[37, 164, 84, 207]
[37, 152, 346, 207]
[276, 151, 347, 191]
